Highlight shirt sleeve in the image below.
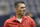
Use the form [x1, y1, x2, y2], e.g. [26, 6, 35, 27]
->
[31, 19, 36, 27]
[4, 20, 8, 27]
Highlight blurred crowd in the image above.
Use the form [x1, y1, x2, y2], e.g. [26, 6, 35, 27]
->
[26, 10, 40, 27]
[0, 0, 40, 27]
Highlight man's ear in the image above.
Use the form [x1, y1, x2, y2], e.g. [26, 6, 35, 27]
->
[15, 8, 17, 11]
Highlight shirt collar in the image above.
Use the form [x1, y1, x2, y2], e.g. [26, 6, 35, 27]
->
[12, 15, 27, 21]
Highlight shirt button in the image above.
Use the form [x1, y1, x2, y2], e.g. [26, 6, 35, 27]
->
[22, 24, 24, 26]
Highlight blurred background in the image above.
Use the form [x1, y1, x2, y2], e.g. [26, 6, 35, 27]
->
[0, 0, 40, 27]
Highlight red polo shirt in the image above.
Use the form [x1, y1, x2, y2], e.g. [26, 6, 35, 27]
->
[4, 16, 36, 27]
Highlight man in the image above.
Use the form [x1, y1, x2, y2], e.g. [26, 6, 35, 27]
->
[4, 1, 36, 27]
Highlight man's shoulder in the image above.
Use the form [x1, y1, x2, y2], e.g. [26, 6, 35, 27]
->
[25, 16, 34, 21]
[5, 16, 15, 23]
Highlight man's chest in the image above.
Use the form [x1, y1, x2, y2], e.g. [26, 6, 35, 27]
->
[8, 19, 31, 27]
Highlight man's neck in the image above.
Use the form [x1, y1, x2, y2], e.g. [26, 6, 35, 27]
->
[16, 13, 24, 19]
[27, 15, 31, 18]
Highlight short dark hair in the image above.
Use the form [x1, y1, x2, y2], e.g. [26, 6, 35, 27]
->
[14, 1, 25, 8]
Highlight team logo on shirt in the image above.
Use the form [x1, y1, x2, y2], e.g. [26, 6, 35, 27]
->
[22, 21, 27, 26]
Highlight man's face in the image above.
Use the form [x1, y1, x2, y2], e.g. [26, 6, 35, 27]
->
[15, 3, 26, 16]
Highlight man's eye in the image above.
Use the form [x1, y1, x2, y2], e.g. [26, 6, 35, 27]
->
[21, 7, 24, 8]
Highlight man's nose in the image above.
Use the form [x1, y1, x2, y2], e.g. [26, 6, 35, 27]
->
[23, 9, 25, 12]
